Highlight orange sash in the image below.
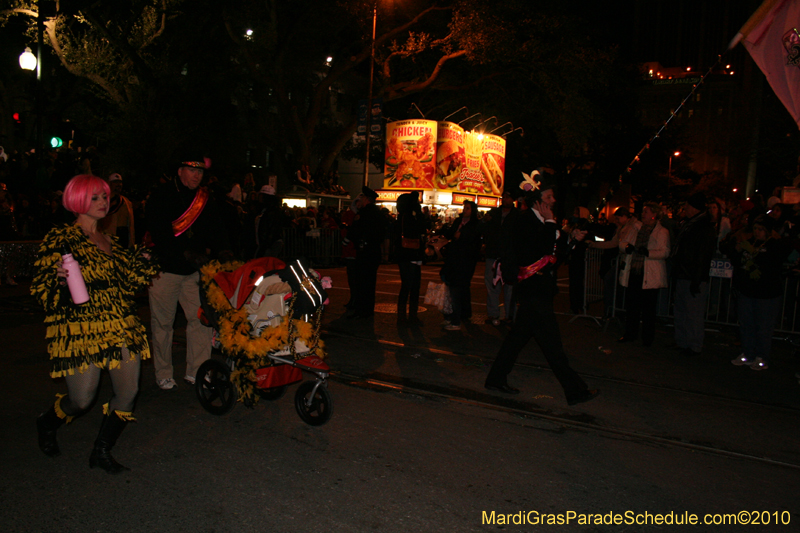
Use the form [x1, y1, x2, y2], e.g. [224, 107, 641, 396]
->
[172, 187, 209, 237]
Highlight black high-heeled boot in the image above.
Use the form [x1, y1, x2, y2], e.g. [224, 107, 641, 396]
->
[36, 406, 66, 457]
[89, 413, 130, 474]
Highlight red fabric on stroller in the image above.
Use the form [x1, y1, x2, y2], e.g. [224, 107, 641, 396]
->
[214, 257, 286, 309]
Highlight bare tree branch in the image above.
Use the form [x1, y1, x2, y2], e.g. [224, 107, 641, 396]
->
[78, 7, 157, 86]
[383, 49, 467, 100]
[44, 18, 126, 104]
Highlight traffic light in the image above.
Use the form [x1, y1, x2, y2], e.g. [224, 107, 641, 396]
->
[50, 136, 63, 148]
[12, 112, 21, 123]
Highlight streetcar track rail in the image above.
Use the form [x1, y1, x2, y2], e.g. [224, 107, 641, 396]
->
[321, 328, 800, 414]
[329, 369, 800, 471]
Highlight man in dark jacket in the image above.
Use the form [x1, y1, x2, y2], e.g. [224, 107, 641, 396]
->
[485, 175, 599, 405]
[146, 152, 231, 390]
[482, 190, 519, 325]
[672, 192, 717, 356]
[346, 186, 385, 319]
[253, 185, 285, 258]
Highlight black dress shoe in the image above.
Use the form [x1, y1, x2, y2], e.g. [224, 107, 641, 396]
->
[617, 336, 636, 343]
[484, 382, 520, 395]
[567, 389, 600, 406]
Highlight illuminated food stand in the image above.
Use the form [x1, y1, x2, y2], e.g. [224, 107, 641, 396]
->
[378, 119, 505, 212]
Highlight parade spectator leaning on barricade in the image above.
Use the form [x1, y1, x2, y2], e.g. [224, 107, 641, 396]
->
[617, 202, 670, 347]
[482, 190, 519, 326]
[671, 192, 717, 357]
[588, 207, 639, 320]
[723, 214, 792, 371]
[707, 197, 732, 252]
[566, 206, 594, 315]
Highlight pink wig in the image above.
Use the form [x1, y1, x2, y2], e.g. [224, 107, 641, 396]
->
[62, 174, 110, 215]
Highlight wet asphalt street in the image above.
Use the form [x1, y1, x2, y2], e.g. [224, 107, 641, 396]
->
[1, 262, 799, 532]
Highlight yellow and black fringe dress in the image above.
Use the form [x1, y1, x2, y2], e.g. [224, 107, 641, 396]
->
[31, 224, 160, 378]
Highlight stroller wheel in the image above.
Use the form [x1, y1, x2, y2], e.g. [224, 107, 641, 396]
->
[294, 381, 332, 426]
[196, 359, 237, 415]
[257, 385, 288, 401]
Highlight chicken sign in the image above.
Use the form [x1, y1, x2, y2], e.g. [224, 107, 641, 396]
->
[384, 119, 438, 190]
[383, 119, 505, 198]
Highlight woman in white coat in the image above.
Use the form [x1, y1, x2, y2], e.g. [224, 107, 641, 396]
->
[618, 202, 670, 347]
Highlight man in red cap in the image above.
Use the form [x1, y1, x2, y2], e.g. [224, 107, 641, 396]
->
[145, 152, 231, 390]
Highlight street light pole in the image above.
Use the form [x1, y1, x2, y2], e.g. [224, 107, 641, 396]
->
[668, 151, 681, 182]
[35, 2, 44, 165]
[363, 2, 377, 187]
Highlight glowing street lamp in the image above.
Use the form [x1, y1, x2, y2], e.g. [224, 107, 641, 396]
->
[668, 151, 681, 179]
[19, 47, 37, 71]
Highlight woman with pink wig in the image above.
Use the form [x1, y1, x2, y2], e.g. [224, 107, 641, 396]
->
[31, 174, 159, 474]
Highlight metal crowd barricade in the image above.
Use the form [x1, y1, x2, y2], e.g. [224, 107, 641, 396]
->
[0, 241, 42, 278]
[281, 227, 341, 266]
[569, 247, 605, 326]
[602, 252, 800, 335]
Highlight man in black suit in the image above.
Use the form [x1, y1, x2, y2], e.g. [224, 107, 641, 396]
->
[346, 186, 385, 319]
[485, 175, 599, 406]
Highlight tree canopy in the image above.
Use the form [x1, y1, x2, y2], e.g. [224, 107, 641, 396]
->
[2, 0, 626, 189]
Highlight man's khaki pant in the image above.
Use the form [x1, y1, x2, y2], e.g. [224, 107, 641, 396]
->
[149, 271, 212, 381]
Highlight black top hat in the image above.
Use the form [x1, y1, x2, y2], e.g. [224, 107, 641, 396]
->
[520, 170, 556, 205]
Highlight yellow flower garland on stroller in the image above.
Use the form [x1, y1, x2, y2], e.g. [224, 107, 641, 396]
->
[197, 257, 333, 426]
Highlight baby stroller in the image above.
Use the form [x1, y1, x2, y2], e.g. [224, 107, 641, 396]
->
[196, 256, 333, 426]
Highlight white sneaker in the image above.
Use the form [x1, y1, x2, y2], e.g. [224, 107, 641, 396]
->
[731, 354, 752, 366]
[183, 375, 196, 385]
[157, 378, 177, 390]
[749, 357, 768, 371]
[443, 324, 461, 331]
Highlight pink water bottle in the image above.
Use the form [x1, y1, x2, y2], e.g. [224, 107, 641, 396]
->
[62, 253, 89, 304]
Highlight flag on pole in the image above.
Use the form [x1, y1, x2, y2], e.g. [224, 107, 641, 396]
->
[731, 0, 800, 129]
